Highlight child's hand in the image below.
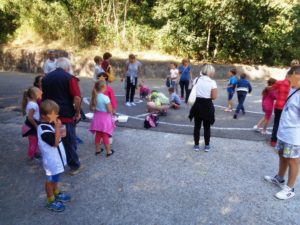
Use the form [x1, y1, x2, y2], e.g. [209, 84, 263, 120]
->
[54, 119, 62, 129]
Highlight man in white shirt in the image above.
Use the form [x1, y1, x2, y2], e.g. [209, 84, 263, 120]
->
[43, 50, 57, 75]
[264, 66, 300, 200]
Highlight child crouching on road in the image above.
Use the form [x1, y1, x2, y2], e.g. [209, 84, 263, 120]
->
[37, 100, 71, 212]
[168, 87, 181, 109]
[264, 66, 300, 200]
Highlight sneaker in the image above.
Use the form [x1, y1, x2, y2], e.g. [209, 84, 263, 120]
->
[55, 192, 71, 202]
[125, 102, 131, 107]
[242, 111, 246, 115]
[204, 145, 211, 152]
[225, 108, 232, 112]
[33, 153, 42, 160]
[69, 165, 85, 176]
[46, 200, 65, 212]
[275, 185, 295, 200]
[261, 130, 271, 135]
[131, 102, 136, 106]
[253, 125, 261, 132]
[193, 145, 200, 152]
[264, 175, 285, 188]
[233, 114, 238, 119]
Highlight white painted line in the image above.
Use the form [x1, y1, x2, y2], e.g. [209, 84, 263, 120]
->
[214, 104, 264, 115]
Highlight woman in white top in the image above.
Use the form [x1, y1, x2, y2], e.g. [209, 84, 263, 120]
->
[189, 64, 217, 152]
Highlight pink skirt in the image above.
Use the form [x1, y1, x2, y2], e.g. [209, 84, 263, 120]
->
[90, 111, 115, 136]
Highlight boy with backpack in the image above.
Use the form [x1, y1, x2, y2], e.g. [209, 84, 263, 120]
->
[264, 66, 300, 200]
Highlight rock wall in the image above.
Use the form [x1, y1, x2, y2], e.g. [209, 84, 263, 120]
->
[0, 48, 288, 80]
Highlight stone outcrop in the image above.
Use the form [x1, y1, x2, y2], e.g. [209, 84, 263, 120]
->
[0, 47, 288, 80]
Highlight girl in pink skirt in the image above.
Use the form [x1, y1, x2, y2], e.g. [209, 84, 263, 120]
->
[90, 81, 115, 156]
[253, 78, 277, 134]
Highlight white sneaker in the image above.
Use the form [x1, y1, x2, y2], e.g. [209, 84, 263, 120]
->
[275, 185, 295, 200]
[131, 102, 136, 106]
[261, 130, 271, 135]
[253, 125, 261, 132]
[125, 102, 131, 107]
[264, 175, 285, 188]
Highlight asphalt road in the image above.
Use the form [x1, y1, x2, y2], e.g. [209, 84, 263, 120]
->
[0, 71, 271, 141]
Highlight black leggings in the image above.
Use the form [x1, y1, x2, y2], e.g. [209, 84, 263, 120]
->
[194, 117, 211, 146]
[179, 80, 189, 98]
[271, 108, 282, 142]
[126, 77, 137, 102]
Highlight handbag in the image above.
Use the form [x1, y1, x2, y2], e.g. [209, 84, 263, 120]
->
[107, 65, 115, 83]
[187, 77, 200, 105]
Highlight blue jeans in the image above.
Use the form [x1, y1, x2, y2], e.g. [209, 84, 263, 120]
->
[235, 91, 247, 114]
[62, 123, 80, 170]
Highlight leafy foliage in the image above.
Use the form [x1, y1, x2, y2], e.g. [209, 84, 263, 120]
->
[0, 0, 299, 65]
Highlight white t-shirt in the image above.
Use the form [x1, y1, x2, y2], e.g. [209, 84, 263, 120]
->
[194, 76, 217, 99]
[277, 89, 300, 145]
[43, 59, 57, 74]
[37, 124, 67, 176]
[26, 101, 40, 121]
[170, 68, 179, 79]
[126, 60, 142, 78]
[94, 64, 105, 81]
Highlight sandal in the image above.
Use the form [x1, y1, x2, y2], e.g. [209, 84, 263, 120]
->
[106, 150, 114, 157]
[95, 148, 104, 155]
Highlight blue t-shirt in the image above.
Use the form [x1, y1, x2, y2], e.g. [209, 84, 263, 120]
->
[171, 93, 181, 105]
[227, 76, 238, 92]
[179, 65, 191, 81]
[96, 93, 110, 112]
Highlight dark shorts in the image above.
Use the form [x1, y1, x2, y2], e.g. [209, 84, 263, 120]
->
[46, 174, 60, 182]
[227, 91, 234, 100]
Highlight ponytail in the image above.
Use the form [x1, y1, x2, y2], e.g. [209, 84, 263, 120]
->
[21, 89, 29, 116]
[90, 81, 106, 111]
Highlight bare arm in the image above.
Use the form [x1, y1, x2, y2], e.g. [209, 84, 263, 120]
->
[211, 88, 218, 100]
[74, 96, 81, 120]
[53, 119, 61, 147]
[27, 109, 38, 129]
[106, 103, 113, 113]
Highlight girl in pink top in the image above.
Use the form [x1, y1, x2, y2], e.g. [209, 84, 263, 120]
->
[254, 78, 277, 134]
[97, 72, 117, 114]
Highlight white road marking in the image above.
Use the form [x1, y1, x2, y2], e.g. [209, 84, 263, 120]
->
[214, 104, 264, 115]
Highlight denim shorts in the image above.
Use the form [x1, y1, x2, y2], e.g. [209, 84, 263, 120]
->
[227, 91, 234, 100]
[46, 174, 60, 182]
[276, 139, 300, 159]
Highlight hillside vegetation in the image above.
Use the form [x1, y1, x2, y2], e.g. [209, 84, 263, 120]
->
[1, 0, 299, 65]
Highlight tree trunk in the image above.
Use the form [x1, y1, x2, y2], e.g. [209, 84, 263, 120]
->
[122, 0, 129, 39]
[206, 23, 211, 58]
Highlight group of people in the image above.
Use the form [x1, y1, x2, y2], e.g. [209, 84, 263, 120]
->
[21, 51, 300, 215]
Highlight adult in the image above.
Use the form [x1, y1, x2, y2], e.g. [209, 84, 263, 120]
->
[178, 58, 192, 100]
[43, 50, 57, 75]
[93, 56, 104, 81]
[122, 54, 142, 106]
[270, 71, 291, 147]
[42, 57, 82, 175]
[189, 64, 217, 152]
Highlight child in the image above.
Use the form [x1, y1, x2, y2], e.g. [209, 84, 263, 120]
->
[139, 81, 150, 100]
[264, 66, 300, 200]
[101, 52, 115, 83]
[225, 68, 238, 112]
[97, 72, 117, 114]
[21, 87, 41, 160]
[253, 78, 277, 134]
[168, 87, 181, 109]
[90, 81, 115, 156]
[147, 90, 170, 114]
[94, 56, 104, 81]
[37, 100, 70, 212]
[169, 63, 179, 93]
[233, 73, 252, 119]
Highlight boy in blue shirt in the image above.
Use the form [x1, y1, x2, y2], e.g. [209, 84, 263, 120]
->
[168, 87, 181, 109]
[225, 69, 238, 112]
[233, 73, 252, 119]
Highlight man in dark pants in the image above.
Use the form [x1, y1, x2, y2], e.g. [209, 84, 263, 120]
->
[42, 57, 82, 175]
[270, 75, 290, 147]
